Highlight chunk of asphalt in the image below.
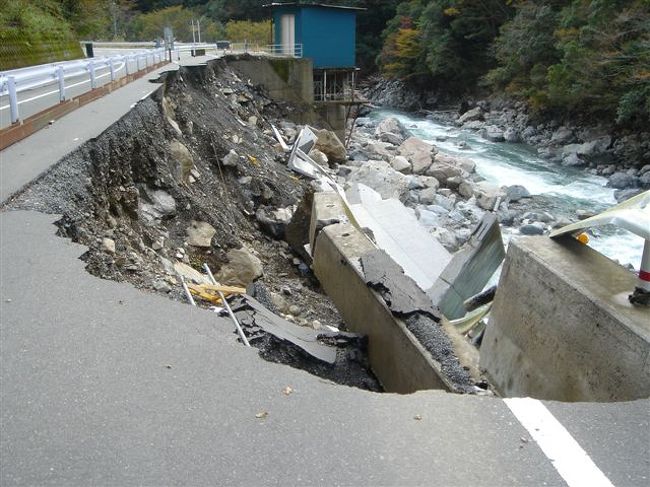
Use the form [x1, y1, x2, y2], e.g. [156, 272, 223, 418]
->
[230, 295, 337, 364]
[360, 249, 440, 320]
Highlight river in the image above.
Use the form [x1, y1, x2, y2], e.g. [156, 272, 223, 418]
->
[369, 109, 645, 272]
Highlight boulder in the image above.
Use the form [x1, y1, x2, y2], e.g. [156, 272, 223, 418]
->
[139, 189, 177, 225]
[640, 171, 650, 188]
[101, 238, 116, 254]
[474, 181, 504, 210]
[561, 153, 586, 167]
[503, 127, 520, 143]
[463, 120, 485, 130]
[346, 160, 409, 201]
[505, 185, 531, 202]
[222, 149, 240, 167]
[186, 221, 216, 248]
[314, 129, 347, 163]
[614, 188, 644, 203]
[217, 247, 264, 287]
[481, 126, 505, 142]
[169, 140, 193, 183]
[434, 153, 476, 174]
[425, 163, 463, 185]
[520, 222, 545, 235]
[390, 155, 412, 174]
[550, 126, 575, 145]
[457, 107, 484, 125]
[458, 181, 475, 199]
[398, 137, 436, 174]
[607, 172, 638, 189]
[418, 187, 438, 205]
[380, 132, 404, 146]
[431, 227, 459, 252]
[309, 149, 329, 167]
[375, 117, 407, 144]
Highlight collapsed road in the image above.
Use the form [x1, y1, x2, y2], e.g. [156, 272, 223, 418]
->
[1, 53, 648, 486]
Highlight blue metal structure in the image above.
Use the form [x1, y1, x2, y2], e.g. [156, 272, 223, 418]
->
[267, 3, 362, 69]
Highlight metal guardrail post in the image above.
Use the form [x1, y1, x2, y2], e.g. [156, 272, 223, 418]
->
[7, 76, 19, 123]
[109, 58, 115, 81]
[88, 62, 96, 89]
[125, 56, 130, 76]
[56, 66, 65, 101]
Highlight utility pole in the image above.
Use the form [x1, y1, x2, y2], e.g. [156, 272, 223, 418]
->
[191, 19, 196, 44]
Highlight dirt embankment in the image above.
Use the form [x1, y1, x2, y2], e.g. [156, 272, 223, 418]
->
[9, 58, 380, 391]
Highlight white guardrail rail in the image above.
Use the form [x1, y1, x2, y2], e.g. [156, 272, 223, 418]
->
[0, 47, 167, 125]
[0, 43, 303, 126]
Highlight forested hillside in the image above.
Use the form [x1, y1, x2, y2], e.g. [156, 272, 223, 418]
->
[378, 0, 649, 129]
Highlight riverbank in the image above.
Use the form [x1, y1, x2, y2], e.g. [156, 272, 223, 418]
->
[362, 78, 650, 201]
[341, 107, 645, 272]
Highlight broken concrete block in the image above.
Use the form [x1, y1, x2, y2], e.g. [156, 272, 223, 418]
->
[426, 213, 505, 320]
[309, 192, 349, 254]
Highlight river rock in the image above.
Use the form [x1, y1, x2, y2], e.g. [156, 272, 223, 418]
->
[434, 153, 476, 174]
[380, 132, 404, 146]
[346, 160, 409, 201]
[458, 181, 475, 199]
[431, 227, 459, 252]
[520, 222, 545, 235]
[505, 185, 531, 202]
[173, 261, 210, 284]
[398, 137, 436, 174]
[417, 209, 440, 228]
[186, 221, 216, 247]
[562, 152, 586, 167]
[463, 120, 485, 130]
[418, 187, 438, 205]
[390, 155, 412, 173]
[169, 140, 193, 183]
[614, 188, 644, 203]
[375, 117, 408, 144]
[365, 141, 394, 160]
[503, 127, 520, 143]
[607, 172, 638, 189]
[217, 247, 263, 286]
[474, 182, 504, 210]
[482, 126, 505, 142]
[550, 126, 575, 145]
[639, 171, 650, 188]
[434, 194, 455, 211]
[426, 163, 463, 186]
[314, 129, 347, 163]
[457, 107, 484, 125]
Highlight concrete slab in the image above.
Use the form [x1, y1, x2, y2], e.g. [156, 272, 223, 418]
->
[347, 187, 451, 290]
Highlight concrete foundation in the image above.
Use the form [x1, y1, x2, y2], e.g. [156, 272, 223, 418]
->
[480, 236, 650, 402]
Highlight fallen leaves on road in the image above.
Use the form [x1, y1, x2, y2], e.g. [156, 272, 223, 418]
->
[255, 411, 269, 419]
[282, 386, 293, 396]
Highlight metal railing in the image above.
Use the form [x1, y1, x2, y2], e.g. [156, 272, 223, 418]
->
[225, 43, 303, 58]
[0, 47, 167, 125]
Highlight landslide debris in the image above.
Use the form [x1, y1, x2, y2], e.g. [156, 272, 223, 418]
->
[8, 58, 379, 391]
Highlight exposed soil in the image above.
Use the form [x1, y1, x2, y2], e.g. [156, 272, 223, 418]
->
[8, 57, 380, 391]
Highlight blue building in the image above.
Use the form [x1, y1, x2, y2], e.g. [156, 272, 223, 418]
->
[265, 2, 364, 102]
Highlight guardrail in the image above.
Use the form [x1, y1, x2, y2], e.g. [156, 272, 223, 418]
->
[0, 47, 167, 125]
[226, 43, 303, 58]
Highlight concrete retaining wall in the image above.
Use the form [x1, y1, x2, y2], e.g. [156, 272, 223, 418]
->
[228, 56, 314, 106]
[480, 236, 650, 402]
[309, 192, 474, 393]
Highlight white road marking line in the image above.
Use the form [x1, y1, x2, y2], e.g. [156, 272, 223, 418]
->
[505, 397, 615, 487]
